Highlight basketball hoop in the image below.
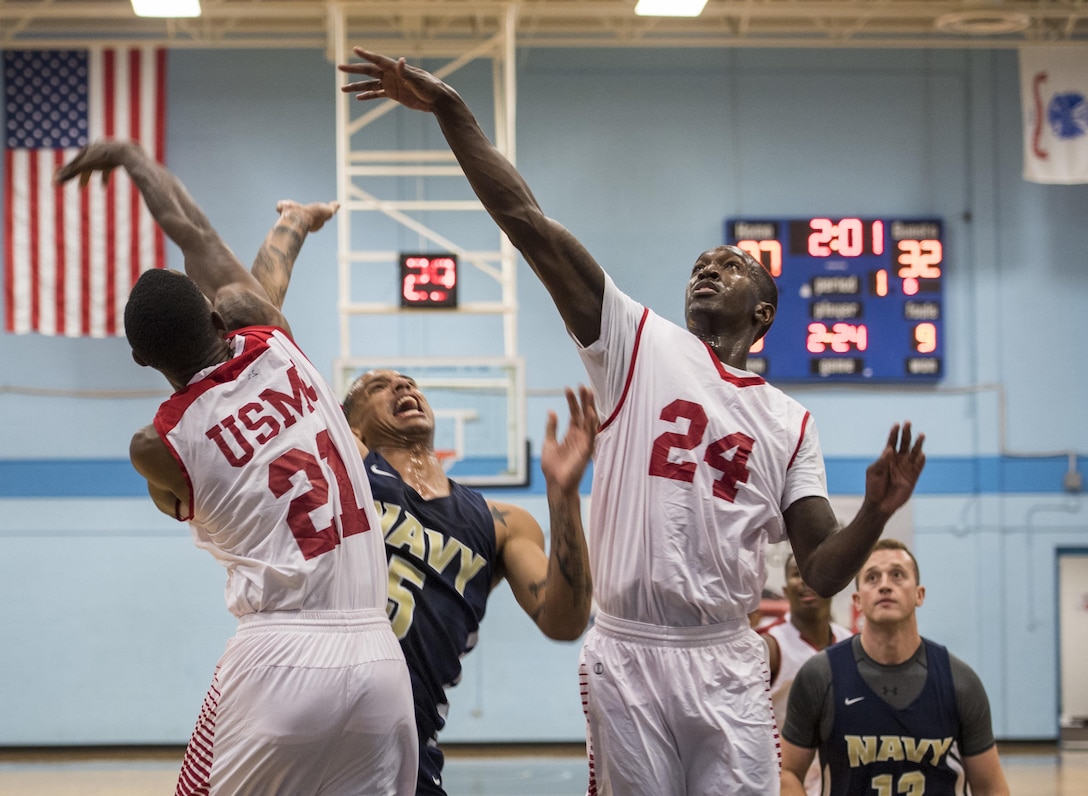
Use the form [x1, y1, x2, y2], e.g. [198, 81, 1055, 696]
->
[435, 449, 459, 472]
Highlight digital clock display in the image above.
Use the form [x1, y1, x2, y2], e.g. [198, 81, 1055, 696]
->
[725, 217, 944, 382]
[399, 252, 458, 309]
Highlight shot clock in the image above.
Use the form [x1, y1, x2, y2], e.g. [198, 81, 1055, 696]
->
[399, 252, 459, 308]
[724, 217, 943, 382]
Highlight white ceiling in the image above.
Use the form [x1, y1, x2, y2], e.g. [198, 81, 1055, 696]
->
[0, 1, 1084, 51]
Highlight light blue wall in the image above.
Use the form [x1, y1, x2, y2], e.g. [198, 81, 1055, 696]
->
[1, 46, 1086, 745]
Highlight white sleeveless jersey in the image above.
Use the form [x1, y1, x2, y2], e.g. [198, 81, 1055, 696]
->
[154, 327, 386, 616]
[576, 277, 829, 626]
[765, 613, 853, 722]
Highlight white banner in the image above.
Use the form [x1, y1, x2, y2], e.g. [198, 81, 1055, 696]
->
[1020, 46, 1088, 184]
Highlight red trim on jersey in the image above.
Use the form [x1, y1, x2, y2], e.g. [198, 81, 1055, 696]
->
[598, 307, 650, 432]
[152, 327, 285, 523]
[787, 411, 812, 469]
[757, 616, 787, 636]
[153, 327, 280, 436]
[704, 341, 767, 387]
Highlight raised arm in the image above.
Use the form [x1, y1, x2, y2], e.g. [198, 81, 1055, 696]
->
[339, 48, 606, 347]
[249, 200, 340, 310]
[54, 139, 284, 328]
[784, 422, 926, 597]
[493, 386, 596, 640]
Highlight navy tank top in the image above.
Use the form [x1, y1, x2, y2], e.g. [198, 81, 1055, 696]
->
[821, 637, 968, 795]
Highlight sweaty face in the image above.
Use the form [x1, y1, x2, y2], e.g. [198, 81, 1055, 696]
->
[347, 369, 435, 447]
[853, 549, 924, 627]
[684, 245, 770, 334]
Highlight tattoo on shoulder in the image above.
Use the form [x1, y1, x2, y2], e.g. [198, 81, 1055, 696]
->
[490, 504, 511, 526]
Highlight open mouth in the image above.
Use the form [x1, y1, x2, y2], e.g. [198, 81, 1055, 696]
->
[394, 395, 423, 416]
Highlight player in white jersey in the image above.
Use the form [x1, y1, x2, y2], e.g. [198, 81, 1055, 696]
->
[339, 50, 927, 795]
[762, 554, 853, 796]
[55, 142, 416, 795]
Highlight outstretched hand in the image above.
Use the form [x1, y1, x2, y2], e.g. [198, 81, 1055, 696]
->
[864, 422, 926, 516]
[338, 47, 446, 111]
[275, 199, 340, 233]
[53, 139, 135, 188]
[541, 386, 598, 495]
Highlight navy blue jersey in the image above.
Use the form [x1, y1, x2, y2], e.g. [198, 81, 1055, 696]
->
[821, 638, 968, 795]
[366, 451, 497, 795]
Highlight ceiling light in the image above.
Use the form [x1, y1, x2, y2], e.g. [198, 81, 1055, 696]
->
[131, 0, 202, 18]
[934, 11, 1030, 36]
[635, 0, 708, 18]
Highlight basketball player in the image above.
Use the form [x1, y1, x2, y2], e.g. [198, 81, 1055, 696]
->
[780, 539, 1009, 795]
[54, 140, 417, 795]
[337, 48, 928, 794]
[244, 219, 597, 796]
[761, 553, 853, 795]
[337, 49, 927, 794]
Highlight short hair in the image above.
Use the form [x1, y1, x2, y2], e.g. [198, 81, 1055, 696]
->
[341, 374, 367, 432]
[744, 252, 779, 342]
[856, 538, 920, 586]
[124, 268, 219, 373]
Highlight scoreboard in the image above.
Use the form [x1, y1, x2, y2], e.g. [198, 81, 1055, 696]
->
[724, 217, 944, 382]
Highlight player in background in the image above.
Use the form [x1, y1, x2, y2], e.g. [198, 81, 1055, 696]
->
[780, 539, 1009, 796]
[761, 552, 853, 795]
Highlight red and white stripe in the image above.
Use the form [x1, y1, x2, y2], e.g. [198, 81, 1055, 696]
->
[4, 47, 165, 337]
[175, 672, 219, 796]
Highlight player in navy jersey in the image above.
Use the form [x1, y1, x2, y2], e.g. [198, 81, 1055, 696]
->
[54, 140, 417, 794]
[338, 50, 927, 795]
[341, 372, 596, 795]
[780, 539, 1009, 795]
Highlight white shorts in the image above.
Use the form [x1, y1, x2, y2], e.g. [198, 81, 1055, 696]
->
[581, 612, 779, 796]
[175, 609, 417, 796]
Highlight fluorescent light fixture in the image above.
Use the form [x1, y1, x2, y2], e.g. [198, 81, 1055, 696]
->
[634, 0, 708, 17]
[131, 0, 202, 18]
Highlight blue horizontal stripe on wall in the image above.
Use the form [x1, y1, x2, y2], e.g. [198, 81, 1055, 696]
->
[0, 455, 1084, 497]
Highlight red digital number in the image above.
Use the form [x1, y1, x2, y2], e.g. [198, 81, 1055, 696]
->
[807, 323, 868, 353]
[808, 218, 834, 257]
[808, 218, 864, 257]
[648, 399, 754, 503]
[268, 429, 371, 560]
[897, 239, 942, 279]
[913, 322, 938, 354]
[736, 238, 783, 277]
[402, 255, 457, 305]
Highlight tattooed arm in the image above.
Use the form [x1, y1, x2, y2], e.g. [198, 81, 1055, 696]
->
[492, 387, 596, 641]
[211, 199, 340, 335]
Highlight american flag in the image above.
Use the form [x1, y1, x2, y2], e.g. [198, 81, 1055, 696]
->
[4, 48, 166, 337]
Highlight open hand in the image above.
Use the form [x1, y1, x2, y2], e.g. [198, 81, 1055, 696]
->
[338, 47, 446, 111]
[541, 386, 598, 495]
[53, 139, 136, 188]
[864, 422, 926, 516]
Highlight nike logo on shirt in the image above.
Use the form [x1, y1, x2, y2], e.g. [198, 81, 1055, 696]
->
[844, 696, 865, 706]
[370, 464, 397, 479]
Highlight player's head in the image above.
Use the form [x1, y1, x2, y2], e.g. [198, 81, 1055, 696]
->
[684, 245, 778, 343]
[124, 268, 224, 376]
[783, 553, 833, 619]
[342, 369, 436, 449]
[853, 538, 924, 626]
